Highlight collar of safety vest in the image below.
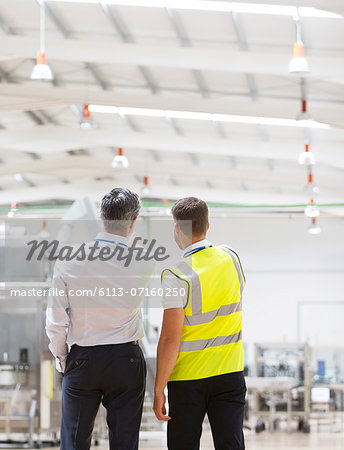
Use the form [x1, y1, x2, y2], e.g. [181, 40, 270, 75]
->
[95, 231, 129, 247]
[183, 239, 213, 258]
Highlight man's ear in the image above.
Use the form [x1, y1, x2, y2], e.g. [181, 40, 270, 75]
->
[129, 216, 138, 233]
[207, 223, 210, 231]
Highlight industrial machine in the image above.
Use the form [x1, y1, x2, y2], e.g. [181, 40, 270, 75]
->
[247, 342, 312, 433]
[310, 347, 344, 431]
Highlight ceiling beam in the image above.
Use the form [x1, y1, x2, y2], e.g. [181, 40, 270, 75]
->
[166, 116, 183, 135]
[231, 11, 258, 102]
[0, 66, 58, 126]
[0, 125, 343, 168]
[0, 65, 12, 83]
[84, 62, 108, 91]
[0, 155, 338, 192]
[99, 3, 158, 94]
[0, 12, 16, 35]
[0, 84, 343, 128]
[166, 8, 210, 98]
[37, 0, 71, 38]
[24, 110, 45, 126]
[119, 112, 141, 132]
[2, 35, 344, 84]
[213, 121, 227, 139]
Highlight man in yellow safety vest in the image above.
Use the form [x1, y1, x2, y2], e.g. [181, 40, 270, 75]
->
[153, 197, 246, 450]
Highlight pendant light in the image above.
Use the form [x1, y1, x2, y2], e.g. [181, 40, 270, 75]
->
[295, 82, 321, 233]
[31, 0, 54, 81]
[79, 104, 97, 129]
[305, 199, 320, 218]
[142, 176, 151, 195]
[289, 16, 309, 73]
[39, 220, 50, 239]
[298, 143, 315, 165]
[112, 148, 129, 169]
[304, 158, 321, 233]
[308, 217, 321, 235]
[7, 203, 18, 218]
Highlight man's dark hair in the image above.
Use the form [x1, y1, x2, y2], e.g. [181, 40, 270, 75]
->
[171, 197, 209, 236]
[101, 188, 141, 232]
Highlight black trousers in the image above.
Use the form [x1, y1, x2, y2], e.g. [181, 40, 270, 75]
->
[61, 342, 146, 450]
[167, 371, 246, 450]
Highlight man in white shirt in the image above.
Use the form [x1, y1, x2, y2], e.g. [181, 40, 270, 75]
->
[46, 188, 155, 450]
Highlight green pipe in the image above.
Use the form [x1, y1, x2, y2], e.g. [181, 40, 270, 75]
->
[1, 201, 344, 214]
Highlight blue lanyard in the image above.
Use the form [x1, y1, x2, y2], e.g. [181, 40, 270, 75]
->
[95, 239, 128, 247]
[184, 245, 212, 258]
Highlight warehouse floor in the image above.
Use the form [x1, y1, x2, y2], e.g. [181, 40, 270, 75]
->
[6, 420, 344, 449]
[138, 430, 344, 450]
[18, 429, 341, 450]
[28, 431, 343, 450]
[6, 430, 344, 450]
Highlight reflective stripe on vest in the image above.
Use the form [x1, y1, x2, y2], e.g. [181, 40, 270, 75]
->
[180, 330, 242, 352]
[177, 261, 202, 314]
[185, 300, 242, 326]
[220, 245, 245, 296]
[162, 245, 245, 381]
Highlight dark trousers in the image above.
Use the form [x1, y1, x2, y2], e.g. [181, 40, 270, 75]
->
[167, 371, 246, 450]
[61, 342, 146, 450]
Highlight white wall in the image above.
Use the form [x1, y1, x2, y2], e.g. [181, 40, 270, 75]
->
[208, 215, 344, 367]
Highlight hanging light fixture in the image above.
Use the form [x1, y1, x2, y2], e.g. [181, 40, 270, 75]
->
[297, 99, 312, 122]
[142, 176, 151, 195]
[295, 80, 321, 234]
[304, 161, 321, 228]
[308, 217, 321, 235]
[298, 143, 315, 165]
[79, 104, 97, 129]
[305, 199, 320, 218]
[289, 17, 310, 73]
[289, 43, 309, 73]
[39, 220, 50, 239]
[31, 0, 54, 81]
[7, 203, 18, 218]
[112, 147, 129, 169]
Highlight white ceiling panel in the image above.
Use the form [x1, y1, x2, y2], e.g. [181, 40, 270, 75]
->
[242, 14, 294, 50]
[116, 6, 178, 45]
[303, 18, 344, 52]
[174, 9, 237, 48]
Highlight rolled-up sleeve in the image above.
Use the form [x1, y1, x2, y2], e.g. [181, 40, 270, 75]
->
[46, 270, 70, 373]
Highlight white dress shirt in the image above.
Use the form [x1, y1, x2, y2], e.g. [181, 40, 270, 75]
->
[46, 231, 156, 372]
[161, 239, 213, 310]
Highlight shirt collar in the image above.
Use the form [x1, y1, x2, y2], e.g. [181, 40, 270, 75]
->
[95, 231, 129, 247]
[183, 239, 213, 258]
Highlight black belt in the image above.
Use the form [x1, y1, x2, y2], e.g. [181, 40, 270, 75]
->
[72, 340, 139, 349]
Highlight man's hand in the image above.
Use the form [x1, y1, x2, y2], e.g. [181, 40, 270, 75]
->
[153, 391, 171, 421]
[56, 356, 67, 374]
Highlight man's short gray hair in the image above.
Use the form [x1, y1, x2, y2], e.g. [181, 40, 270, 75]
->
[101, 188, 141, 232]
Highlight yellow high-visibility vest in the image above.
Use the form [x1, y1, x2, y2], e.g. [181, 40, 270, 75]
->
[162, 245, 245, 381]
